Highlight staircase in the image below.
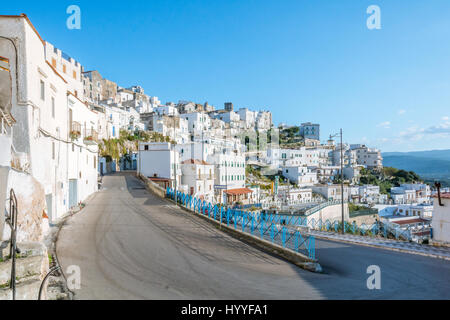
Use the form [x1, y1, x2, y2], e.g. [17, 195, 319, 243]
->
[0, 242, 49, 300]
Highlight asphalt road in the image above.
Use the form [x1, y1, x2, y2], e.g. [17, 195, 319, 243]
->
[57, 172, 450, 299]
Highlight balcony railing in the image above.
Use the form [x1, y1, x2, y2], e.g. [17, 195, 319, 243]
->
[196, 174, 214, 180]
[84, 128, 98, 145]
[70, 121, 81, 140]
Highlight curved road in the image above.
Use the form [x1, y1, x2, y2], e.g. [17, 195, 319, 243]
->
[57, 172, 450, 299]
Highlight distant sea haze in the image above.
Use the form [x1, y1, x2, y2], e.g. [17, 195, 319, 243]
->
[382, 149, 450, 186]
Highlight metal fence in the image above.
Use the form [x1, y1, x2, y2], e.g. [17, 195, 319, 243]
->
[268, 200, 430, 242]
[260, 211, 431, 242]
[166, 188, 316, 260]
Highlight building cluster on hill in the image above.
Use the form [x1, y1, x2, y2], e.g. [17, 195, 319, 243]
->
[0, 14, 437, 233]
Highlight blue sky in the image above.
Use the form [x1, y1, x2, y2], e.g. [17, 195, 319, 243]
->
[3, 0, 450, 152]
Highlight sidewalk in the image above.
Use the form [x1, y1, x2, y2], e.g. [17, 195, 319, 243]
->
[309, 230, 450, 261]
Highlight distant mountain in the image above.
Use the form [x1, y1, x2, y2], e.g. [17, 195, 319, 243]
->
[382, 149, 450, 186]
[383, 149, 450, 162]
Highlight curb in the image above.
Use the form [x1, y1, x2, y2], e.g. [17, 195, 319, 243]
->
[311, 233, 450, 261]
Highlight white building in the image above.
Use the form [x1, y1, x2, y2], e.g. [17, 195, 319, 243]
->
[391, 187, 417, 204]
[312, 185, 349, 202]
[400, 183, 431, 204]
[358, 185, 381, 204]
[281, 166, 318, 187]
[138, 142, 181, 188]
[180, 159, 215, 202]
[350, 144, 383, 169]
[394, 204, 433, 219]
[300, 122, 320, 141]
[0, 14, 99, 222]
[278, 187, 313, 205]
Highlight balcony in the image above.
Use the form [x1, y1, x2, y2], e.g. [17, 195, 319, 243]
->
[70, 121, 81, 140]
[84, 129, 98, 145]
[196, 174, 214, 181]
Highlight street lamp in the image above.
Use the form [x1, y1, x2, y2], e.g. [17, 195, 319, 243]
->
[330, 129, 345, 234]
[173, 116, 177, 206]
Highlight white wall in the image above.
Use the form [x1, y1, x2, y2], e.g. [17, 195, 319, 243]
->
[432, 197, 450, 243]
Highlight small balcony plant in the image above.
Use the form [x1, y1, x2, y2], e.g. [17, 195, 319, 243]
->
[70, 130, 81, 140]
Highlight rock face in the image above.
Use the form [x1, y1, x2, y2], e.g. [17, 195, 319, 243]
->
[2, 169, 46, 243]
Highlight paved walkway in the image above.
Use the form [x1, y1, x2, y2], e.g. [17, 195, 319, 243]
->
[56, 173, 450, 299]
[309, 230, 450, 260]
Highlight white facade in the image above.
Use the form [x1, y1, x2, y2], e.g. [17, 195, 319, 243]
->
[358, 185, 381, 204]
[281, 166, 318, 187]
[395, 204, 433, 219]
[180, 159, 215, 202]
[278, 187, 313, 205]
[312, 185, 349, 202]
[0, 15, 99, 222]
[138, 142, 181, 187]
[350, 144, 383, 168]
[432, 194, 450, 244]
[391, 187, 417, 204]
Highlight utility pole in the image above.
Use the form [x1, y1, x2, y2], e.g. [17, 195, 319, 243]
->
[340, 128, 345, 234]
[173, 116, 177, 206]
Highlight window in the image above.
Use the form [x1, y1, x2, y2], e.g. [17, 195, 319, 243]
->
[144, 145, 149, 151]
[73, 70, 77, 79]
[52, 58, 56, 68]
[51, 97, 55, 118]
[52, 142, 55, 160]
[63, 64, 66, 73]
[40, 80, 45, 100]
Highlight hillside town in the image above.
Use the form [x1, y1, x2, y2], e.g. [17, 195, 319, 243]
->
[1, 14, 448, 244]
[0, 10, 450, 301]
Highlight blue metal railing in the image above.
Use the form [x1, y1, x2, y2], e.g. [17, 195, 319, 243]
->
[261, 201, 427, 241]
[166, 188, 316, 260]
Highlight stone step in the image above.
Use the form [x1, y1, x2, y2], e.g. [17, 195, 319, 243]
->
[1, 241, 48, 260]
[0, 278, 44, 300]
[0, 254, 49, 286]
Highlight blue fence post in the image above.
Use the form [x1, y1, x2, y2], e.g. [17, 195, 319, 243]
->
[295, 231, 299, 252]
[260, 220, 264, 239]
[251, 215, 254, 235]
[270, 224, 274, 243]
[282, 227, 286, 248]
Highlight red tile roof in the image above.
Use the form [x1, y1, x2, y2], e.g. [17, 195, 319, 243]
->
[393, 218, 427, 225]
[433, 192, 450, 199]
[181, 159, 211, 165]
[224, 188, 253, 195]
[149, 177, 171, 182]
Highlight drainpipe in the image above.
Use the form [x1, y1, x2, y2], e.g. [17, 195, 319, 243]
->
[435, 182, 444, 207]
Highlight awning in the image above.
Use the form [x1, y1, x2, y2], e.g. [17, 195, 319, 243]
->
[224, 188, 253, 195]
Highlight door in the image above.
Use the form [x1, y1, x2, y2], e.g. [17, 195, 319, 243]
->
[69, 179, 78, 209]
[45, 194, 53, 222]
